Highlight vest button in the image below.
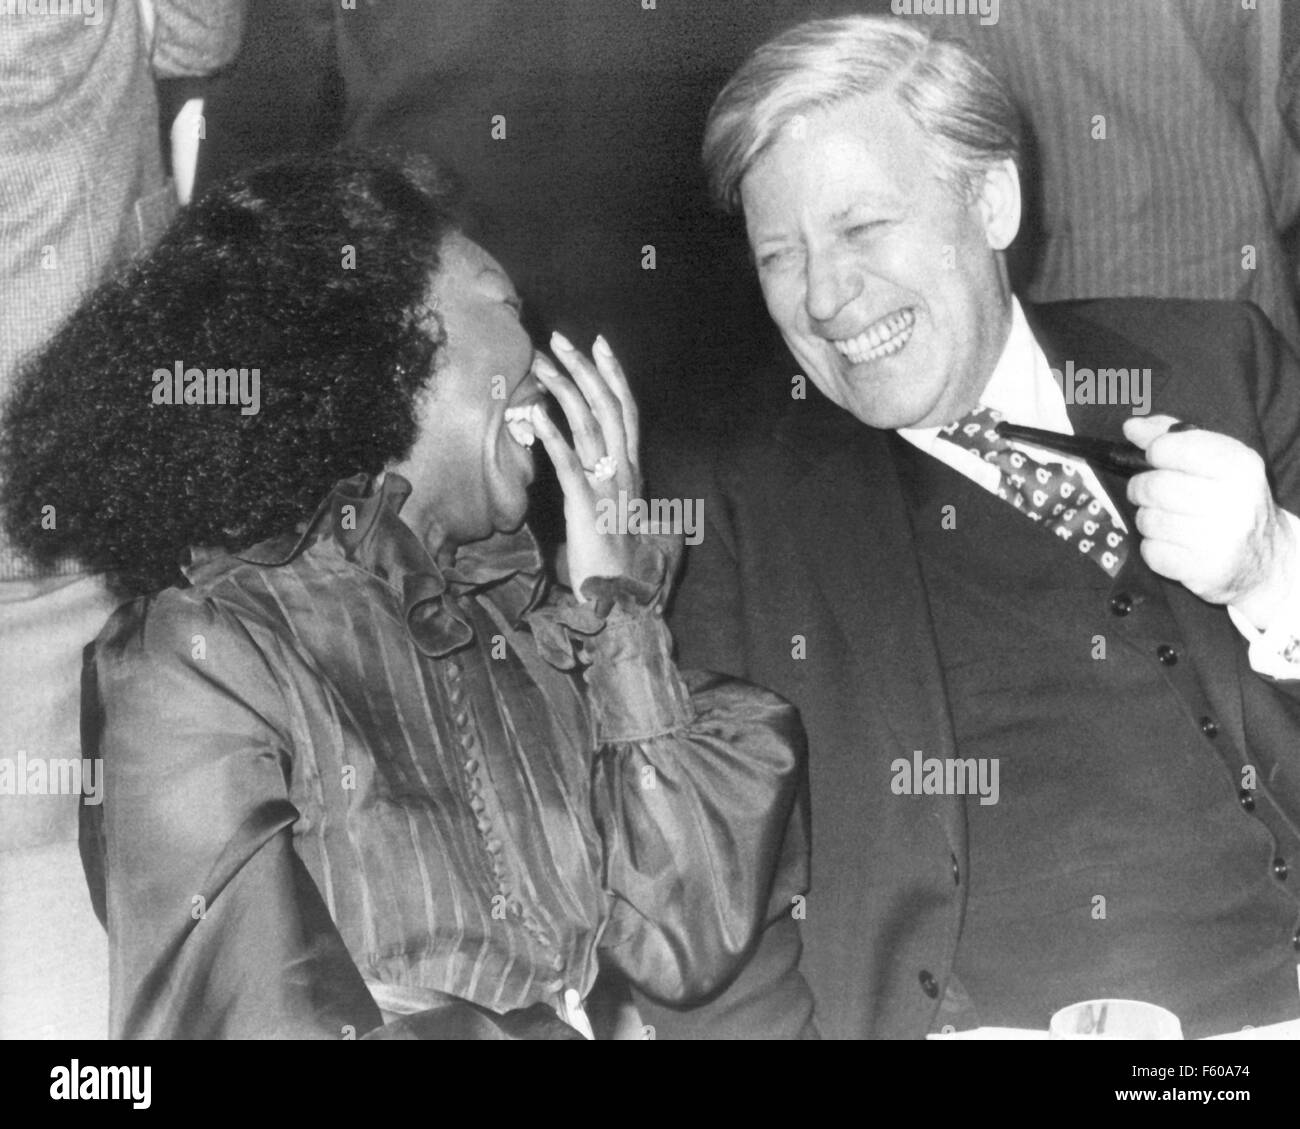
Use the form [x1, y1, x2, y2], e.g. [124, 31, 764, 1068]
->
[1199, 716, 1218, 738]
[1110, 593, 1134, 616]
[1274, 857, 1289, 881]
[1293, 929, 1300, 953]
[1156, 644, 1178, 666]
[919, 970, 940, 999]
[951, 854, 960, 885]
[1239, 790, 1256, 813]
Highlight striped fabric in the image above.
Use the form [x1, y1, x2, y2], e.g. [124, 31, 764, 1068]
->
[81, 473, 804, 1037]
[919, 0, 1300, 351]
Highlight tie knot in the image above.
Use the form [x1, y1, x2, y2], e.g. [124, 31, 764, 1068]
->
[938, 405, 1010, 461]
[934, 404, 1129, 577]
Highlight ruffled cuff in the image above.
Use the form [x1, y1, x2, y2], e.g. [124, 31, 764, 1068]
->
[525, 533, 694, 743]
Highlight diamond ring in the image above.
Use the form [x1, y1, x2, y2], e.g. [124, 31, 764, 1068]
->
[583, 455, 617, 483]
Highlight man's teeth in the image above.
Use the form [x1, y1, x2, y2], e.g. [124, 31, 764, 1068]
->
[832, 309, 916, 364]
[504, 404, 542, 448]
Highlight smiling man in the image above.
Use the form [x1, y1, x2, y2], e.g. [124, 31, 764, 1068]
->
[641, 16, 1300, 1040]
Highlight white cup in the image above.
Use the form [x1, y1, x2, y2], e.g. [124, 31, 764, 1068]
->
[1049, 998, 1183, 1040]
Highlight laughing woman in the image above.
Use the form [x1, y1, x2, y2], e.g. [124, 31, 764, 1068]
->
[0, 150, 807, 1039]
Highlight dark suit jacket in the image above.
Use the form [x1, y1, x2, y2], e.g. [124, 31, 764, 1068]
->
[653, 298, 1300, 1039]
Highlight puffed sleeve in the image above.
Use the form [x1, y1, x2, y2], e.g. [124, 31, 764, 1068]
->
[80, 592, 382, 1039]
[528, 536, 809, 1004]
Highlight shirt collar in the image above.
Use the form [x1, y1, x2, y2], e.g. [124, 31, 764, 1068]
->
[222, 472, 547, 658]
[897, 297, 1074, 452]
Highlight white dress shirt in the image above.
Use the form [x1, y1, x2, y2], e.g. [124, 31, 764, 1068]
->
[897, 298, 1300, 681]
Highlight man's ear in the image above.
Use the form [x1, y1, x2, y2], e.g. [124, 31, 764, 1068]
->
[975, 158, 1021, 252]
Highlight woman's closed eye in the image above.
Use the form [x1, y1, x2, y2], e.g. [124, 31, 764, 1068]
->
[757, 246, 798, 271]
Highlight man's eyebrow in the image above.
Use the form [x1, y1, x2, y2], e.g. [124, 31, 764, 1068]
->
[829, 199, 893, 223]
[750, 196, 898, 241]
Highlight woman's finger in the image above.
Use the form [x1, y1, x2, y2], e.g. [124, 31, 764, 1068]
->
[529, 401, 590, 501]
[549, 332, 627, 465]
[593, 335, 640, 471]
[534, 347, 606, 465]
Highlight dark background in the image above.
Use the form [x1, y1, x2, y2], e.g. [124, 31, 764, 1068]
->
[163, 0, 891, 446]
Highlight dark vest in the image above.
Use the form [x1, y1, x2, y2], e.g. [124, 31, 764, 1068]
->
[892, 434, 1300, 1036]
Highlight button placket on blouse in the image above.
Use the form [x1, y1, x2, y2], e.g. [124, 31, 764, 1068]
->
[444, 651, 570, 985]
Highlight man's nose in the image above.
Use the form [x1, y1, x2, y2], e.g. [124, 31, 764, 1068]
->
[804, 245, 863, 324]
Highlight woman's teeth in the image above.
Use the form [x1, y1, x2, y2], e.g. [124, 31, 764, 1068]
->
[504, 404, 543, 448]
[832, 308, 916, 365]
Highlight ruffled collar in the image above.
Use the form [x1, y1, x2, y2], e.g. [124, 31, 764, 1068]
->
[222, 473, 548, 658]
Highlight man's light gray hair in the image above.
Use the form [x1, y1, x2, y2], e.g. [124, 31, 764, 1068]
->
[703, 15, 1021, 213]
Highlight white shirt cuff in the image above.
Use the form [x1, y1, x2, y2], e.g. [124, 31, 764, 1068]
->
[1228, 510, 1300, 680]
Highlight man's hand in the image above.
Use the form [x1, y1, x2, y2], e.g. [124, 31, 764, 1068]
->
[1123, 415, 1298, 628]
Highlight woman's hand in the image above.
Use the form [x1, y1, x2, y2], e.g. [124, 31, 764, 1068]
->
[530, 331, 642, 599]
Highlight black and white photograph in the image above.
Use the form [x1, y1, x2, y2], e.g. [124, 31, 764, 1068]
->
[2, 0, 1298, 1111]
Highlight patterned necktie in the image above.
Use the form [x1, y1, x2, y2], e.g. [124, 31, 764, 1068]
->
[937, 406, 1129, 577]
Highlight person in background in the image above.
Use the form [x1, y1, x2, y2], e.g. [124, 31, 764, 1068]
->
[0, 0, 246, 1038]
[903, 0, 1300, 351]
